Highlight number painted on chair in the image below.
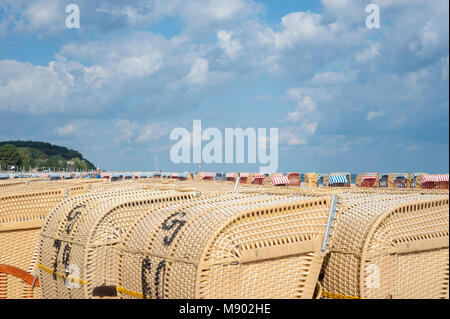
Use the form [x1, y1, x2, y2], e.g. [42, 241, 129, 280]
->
[141, 258, 152, 299]
[161, 211, 187, 246]
[61, 243, 71, 275]
[65, 264, 81, 289]
[141, 258, 166, 299]
[154, 261, 166, 299]
[52, 239, 62, 280]
[65, 204, 85, 234]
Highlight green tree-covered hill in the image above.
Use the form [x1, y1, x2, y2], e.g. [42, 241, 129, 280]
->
[0, 141, 95, 171]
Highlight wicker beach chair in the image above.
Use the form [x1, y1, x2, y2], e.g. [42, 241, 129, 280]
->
[303, 173, 318, 188]
[239, 173, 250, 184]
[37, 189, 198, 299]
[0, 187, 92, 299]
[270, 174, 290, 187]
[116, 194, 339, 299]
[356, 173, 378, 188]
[324, 173, 350, 188]
[388, 173, 408, 189]
[320, 195, 449, 299]
[225, 173, 237, 182]
[287, 172, 301, 186]
[250, 173, 265, 185]
[417, 174, 449, 190]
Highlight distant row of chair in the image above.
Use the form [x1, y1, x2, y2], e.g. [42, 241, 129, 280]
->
[354, 173, 449, 190]
[97, 171, 449, 190]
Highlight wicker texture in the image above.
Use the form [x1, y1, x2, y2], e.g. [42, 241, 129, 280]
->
[117, 194, 336, 299]
[321, 194, 449, 299]
[38, 189, 196, 299]
[2, 177, 449, 299]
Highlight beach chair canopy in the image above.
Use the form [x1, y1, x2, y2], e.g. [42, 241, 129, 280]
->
[199, 172, 215, 180]
[0, 174, 9, 179]
[329, 175, 348, 184]
[226, 173, 235, 178]
[178, 173, 188, 179]
[394, 174, 408, 179]
[251, 174, 265, 182]
[271, 175, 289, 186]
[362, 174, 377, 180]
[422, 174, 449, 183]
[240, 172, 249, 178]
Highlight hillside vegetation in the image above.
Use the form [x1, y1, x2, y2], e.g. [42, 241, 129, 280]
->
[0, 141, 95, 171]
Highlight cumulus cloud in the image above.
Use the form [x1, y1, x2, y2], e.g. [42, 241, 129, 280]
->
[184, 58, 209, 84]
[273, 12, 332, 50]
[355, 42, 381, 63]
[136, 123, 169, 142]
[0, 60, 68, 113]
[112, 120, 170, 144]
[113, 120, 139, 144]
[217, 30, 242, 60]
[280, 90, 321, 147]
[118, 52, 164, 78]
[286, 96, 318, 124]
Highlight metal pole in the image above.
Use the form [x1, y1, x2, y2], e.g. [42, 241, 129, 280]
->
[321, 194, 338, 252]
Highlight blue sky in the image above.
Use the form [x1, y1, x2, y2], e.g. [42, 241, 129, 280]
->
[0, 0, 448, 173]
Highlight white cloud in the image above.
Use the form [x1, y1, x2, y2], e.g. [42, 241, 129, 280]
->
[217, 30, 242, 60]
[367, 111, 383, 120]
[118, 52, 164, 78]
[286, 96, 318, 124]
[53, 121, 96, 139]
[274, 12, 331, 50]
[355, 42, 381, 63]
[184, 58, 209, 84]
[179, 0, 261, 31]
[113, 119, 139, 144]
[281, 91, 321, 147]
[55, 124, 76, 136]
[18, 0, 64, 36]
[279, 129, 307, 146]
[112, 120, 169, 144]
[0, 60, 68, 113]
[310, 71, 352, 84]
[136, 123, 168, 142]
